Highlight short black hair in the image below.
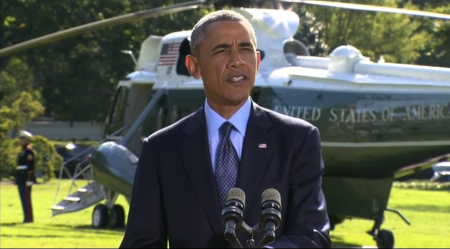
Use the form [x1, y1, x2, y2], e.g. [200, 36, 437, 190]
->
[189, 10, 257, 56]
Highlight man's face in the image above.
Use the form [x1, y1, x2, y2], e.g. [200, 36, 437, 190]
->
[186, 20, 261, 106]
[19, 138, 27, 146]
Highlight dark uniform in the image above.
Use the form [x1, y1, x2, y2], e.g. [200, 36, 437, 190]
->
[15, 130, 36, 223]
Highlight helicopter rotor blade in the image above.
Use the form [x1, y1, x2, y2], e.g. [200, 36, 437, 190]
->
[280, 0, 450, 20]
[0, 0, 208, 58]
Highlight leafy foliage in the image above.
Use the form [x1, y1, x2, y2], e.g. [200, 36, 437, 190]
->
[11, 92, 45, 130]
[0, 138, 18, 179]
[394, 180, 450, 191]
[295, 0, 430, 64]
[0, 57, 42, 107]
[0, 136, 63, 181]
[414, 3, 450, 67]
[0, 90, 62, 181]
[29, 135, 64, 181]
[0, 0, 212, 123]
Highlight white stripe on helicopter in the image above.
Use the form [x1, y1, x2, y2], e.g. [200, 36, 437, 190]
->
[107, 136, 450, 148]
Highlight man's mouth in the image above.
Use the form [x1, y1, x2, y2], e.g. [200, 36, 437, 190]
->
[230, 76, 244, 82]
[227, 75, 248, 83]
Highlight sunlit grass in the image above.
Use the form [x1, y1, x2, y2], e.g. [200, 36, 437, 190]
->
[1, 180, 128, 248]
[1, 180, 449, 248]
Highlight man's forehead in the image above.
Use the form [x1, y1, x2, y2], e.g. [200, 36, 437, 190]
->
[206, 20, 252, 33]
[202, 21, 255, 44]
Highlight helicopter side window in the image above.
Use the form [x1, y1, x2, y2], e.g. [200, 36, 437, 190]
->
[176, 38, 191, 76]
[171, 105, 195, 123]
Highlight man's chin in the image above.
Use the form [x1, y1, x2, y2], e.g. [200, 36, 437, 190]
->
[223, 95, 250, 107]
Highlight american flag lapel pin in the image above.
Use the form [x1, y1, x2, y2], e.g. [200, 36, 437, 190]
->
[258, 143, 267, 149]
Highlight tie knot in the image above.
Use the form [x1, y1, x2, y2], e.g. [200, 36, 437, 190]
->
[219, 121, 235, 138]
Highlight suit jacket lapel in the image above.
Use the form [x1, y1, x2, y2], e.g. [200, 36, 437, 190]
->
[236, 102, 274, 218]
[180, 106, 223, 235]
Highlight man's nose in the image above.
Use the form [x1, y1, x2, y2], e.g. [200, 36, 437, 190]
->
[228, 50, 246, 68]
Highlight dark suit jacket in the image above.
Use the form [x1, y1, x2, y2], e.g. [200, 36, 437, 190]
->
[120, 101, 331, 248]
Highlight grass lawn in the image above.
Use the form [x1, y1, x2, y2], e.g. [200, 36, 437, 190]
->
[1, 180, 449, 248]
[1, 180, 129, 248]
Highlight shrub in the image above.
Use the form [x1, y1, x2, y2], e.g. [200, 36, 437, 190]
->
[30, 135, 64, 181]
[0, 136, 63, 182]
[393, 180, 450, 191]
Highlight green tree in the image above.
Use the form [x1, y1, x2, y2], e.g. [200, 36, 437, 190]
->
[11, 92, 45, 131]
[1, 0, 212, 124]
[0, 91, 48, 179]
[0, 57, 42, 108]
[415, 4, 450, 67]
[294, 0, 430, 64]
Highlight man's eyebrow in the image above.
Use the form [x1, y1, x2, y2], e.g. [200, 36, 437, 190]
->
[238, 41, 254, 48]
[211, 41, 254, 51]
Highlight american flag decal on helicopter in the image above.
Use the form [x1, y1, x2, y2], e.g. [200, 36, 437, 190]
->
[158, 42, 181, 66]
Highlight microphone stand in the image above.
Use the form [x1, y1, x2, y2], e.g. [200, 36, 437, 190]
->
[224, 225, 243, 249]
[246, 233, 255, 248]
[255, 229, 275, 248]
[238, 222, 255, 248]
[222, 210, 278, 248]
[227, 221, 276, 248]
[224, 220, 256, 248]
[249, 224, 276, 248]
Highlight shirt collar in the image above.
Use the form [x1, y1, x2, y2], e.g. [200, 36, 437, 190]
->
[204, 97, 251, 139]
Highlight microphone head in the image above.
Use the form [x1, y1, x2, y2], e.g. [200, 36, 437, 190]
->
[226, 188, 246, 209]
[261, 188, 281, 210]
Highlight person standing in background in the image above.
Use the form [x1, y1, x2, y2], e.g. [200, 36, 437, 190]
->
[15, 130, 36, 223]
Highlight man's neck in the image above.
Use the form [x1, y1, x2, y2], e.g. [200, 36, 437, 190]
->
[207, 98, 248, 120]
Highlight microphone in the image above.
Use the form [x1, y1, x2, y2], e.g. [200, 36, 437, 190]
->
[255, 188, 282, 248]
[222, 188, 246, 248]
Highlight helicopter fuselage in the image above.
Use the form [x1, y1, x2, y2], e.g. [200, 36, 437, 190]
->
[91, 72, 450, 226]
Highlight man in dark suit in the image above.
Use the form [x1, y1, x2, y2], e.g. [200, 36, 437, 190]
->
[120, 9, 331, 248]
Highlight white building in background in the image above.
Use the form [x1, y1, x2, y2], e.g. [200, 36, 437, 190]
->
[24, 119, 104, 140]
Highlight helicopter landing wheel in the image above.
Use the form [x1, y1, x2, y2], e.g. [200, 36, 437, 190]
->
[376, 229, 395, 249]
[108, 204, 125, 229]
[92, 204, 109, 228]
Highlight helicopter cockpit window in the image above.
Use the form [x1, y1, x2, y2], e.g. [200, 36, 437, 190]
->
[176, 38, 191, 76]
[283, 39, 310, 65]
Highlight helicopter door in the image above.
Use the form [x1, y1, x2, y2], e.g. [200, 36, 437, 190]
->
[124, 86, 168, 157]
[104, 85, 129, 140]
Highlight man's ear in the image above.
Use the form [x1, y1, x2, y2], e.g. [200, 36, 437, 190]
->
[256, 50, 261, 72]
[185, 55, 201, 79]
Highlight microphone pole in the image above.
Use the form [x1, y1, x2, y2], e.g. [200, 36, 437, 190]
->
[242, 222, 255, 248]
